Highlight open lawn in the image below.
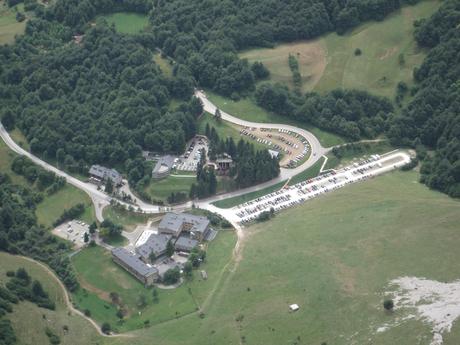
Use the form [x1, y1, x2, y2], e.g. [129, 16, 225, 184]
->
[98, 12, 148, 34]
[153, 53, 173, 77]
[240, 39, 326, 93]
[0, 252, 99, 345]
[316, 0, 441, 99]
[0, 1, 26, 44]
[105, 169, 460, 345]
[35, 185, 95, 228]
[205, 91, 345, 147]
[145, 175, 195, 202]
[71, 231, 236, 332]
[103, 205, 152, 231]
[239, 1, 440, 100]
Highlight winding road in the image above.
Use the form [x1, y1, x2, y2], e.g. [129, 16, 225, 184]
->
[0, 91, 327, 221]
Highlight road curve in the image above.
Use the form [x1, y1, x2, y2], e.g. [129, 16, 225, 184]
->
[0, 91, 326, 216]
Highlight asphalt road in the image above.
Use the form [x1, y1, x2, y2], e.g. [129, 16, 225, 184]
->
[0, 91, 327, 221]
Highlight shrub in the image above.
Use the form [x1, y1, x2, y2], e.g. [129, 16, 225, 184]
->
[101, 322, 111, 334]
[383, 299, 394, 311]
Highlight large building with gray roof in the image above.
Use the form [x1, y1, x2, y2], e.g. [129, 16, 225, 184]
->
[159, 212, 210, 241]
[152, 155, 176, 179]
[89, 165, 122, 185]
[111, 248, 158, 286]
[136, 233, 172, 262]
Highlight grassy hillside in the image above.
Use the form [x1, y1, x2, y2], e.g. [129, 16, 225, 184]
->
[0, 1, 26, 44]
[71, 231, 236, 332]
[241, 0, 441, 100]
[103, 169, 459, 345]
[0, 252, 99, 345]
[98, 12, 148, 34]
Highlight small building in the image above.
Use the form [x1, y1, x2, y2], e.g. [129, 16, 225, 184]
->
[111, 248, 158, 286]
[200, 270, 208, 280]
[268, 149, 280, 159]
[158, 212, 210, 241]
[174, 235, 199, 252]
[89, 165, 122, 186]
[152, 155, 176, 179]
[289, 304, 300, 312]
[216, 154, 233, 173]
[136, 233, 172, 262]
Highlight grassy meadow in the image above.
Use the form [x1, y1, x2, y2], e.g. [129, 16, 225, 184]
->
[0, 252, 99, 345]
[98, 12, 148, 34]
[102, 169, 460, 345]
[145, 175, 196, 202]
[0, 1, 26, 44]
[241, 0, 441, 100]
[71, 231, 236, 332]
[103, 205, 152, 231]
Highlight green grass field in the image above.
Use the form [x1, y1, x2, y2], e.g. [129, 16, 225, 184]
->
[35, 185, 95, 228]
[153, 53, 173, 77]
[71, 231, 236, 332]
[98, 12, 148, 34]
[241, 1, 441, 100]
[0, 252, 99, 345]
[205, 91, 345, 147]
[0, 1, 26, 44]
[145, 175, 196, 202]
[103, 206, 152, 231]
[103, 169, 460, 345]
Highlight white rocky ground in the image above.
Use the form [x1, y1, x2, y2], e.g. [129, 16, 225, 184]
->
[380, 277, 460, 345]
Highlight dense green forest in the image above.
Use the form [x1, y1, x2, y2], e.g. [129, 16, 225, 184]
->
[388, 0, 460, 197]
[149, 0, 422, 96]
[0, 173, 79, 291]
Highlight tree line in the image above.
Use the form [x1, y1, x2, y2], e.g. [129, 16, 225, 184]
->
[388, 0, 460, 197]
[0, 173, 79, 292]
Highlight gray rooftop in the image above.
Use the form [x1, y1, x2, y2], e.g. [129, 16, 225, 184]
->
[89, 165, 122, 183]
[159, 213, 210, 236]
[136, 234, 172, 260]
[153, 155, 176, 174]
[111, 248, 157, 277]
[175, 236, 199, 251]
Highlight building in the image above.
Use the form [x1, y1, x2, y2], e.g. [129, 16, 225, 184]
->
[174, 235, 199, 252]
[289, 304, 300, 312]
[152, 155, 176, 179]
[159, 212, 210, 241]
[268, 149, 280, 159]
[216, 154, 233, 175]
[111, 248, 158, 286]
[136, 233, 172, 262]
[89, 165, 122, 185]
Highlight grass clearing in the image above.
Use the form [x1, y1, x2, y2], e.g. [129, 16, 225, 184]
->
[71, 231, 236, 332]
[153, 53, 173, 77]
[145, 175, 195, 202]
[0, 252, 99, 345]
[35, 185, 95, 228]
[0, 1, 26, 44]
[103, 206, 151, 231]
[315, 0, 441, 98]
[205, 90, 345, 147]
[240, 39, 326, 92]
[98, 12, 148, 34]
[106, 169, 460, 345]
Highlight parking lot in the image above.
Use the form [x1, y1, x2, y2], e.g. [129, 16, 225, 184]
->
[226, 151, 411, 224]
[52, 220, 90, 248]
[238, 126, 310, 168]
[176, 136, 209, 172]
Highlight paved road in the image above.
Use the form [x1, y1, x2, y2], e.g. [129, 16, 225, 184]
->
[0, 90, 327, 218]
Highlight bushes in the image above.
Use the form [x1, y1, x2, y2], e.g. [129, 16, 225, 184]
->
[162, 267, 180, 285]
[52, 203, 85, 227]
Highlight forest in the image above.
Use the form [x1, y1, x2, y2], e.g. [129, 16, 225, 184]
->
[149, 0, 421, 97]
[388, 0, 460, 197]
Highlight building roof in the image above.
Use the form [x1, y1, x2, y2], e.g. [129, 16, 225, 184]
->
[136, 233, 172, 260]
[111, 248, 157, 277]
[153, 155, 176, 174]
[268, 149, 280, 158]
[89, 165, 122, 183]
[159, 213, 210, 237]
[175, 236, 199, 251]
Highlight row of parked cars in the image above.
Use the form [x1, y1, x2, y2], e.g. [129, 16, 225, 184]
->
[234, 154, 392, 224]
